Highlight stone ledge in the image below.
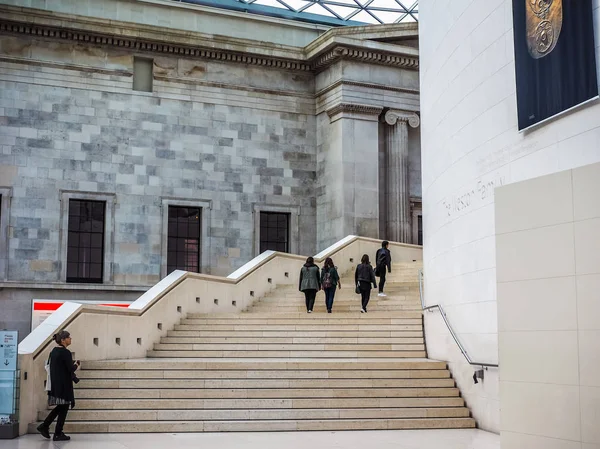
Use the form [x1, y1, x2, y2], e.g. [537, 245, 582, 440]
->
[0, 282, 149, 291]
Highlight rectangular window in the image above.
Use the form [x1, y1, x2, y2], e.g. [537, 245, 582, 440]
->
[133, 57, 153, 92]
[167, 206, 201, 275]
[67, 200, 105, 283]
[259, 212, 290, 253]
[417, 214, 423, 246]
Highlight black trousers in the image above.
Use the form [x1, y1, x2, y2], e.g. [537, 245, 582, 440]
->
[43, 404, 69, 435]
[303, 289, 317, 311]
[378, 269, 386, 293]
[359, 281, 372, 310]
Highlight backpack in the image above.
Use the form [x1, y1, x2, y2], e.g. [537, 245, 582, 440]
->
[322, 269, 333, 289]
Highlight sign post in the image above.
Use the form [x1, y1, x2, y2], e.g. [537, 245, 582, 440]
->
[0, 330, 19, 439]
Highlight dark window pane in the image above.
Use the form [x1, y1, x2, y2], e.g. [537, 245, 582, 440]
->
[68, 232, 79, 247]
[167, 206, 201, 273]
[91, 234, 103, 248]
[259, 212, 290, 253]
[90, 264, 102, 279]
[67, 200, 105, 283]
[80, 233, 90, 248]
[90, 248, 102, 263]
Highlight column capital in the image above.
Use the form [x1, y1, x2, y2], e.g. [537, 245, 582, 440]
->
[383, 110, 420, 128]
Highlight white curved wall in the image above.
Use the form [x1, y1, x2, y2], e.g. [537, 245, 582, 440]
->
[419, 0, 600, 432]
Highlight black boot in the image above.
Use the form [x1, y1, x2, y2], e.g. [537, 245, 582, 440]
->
[53, 433, 71, 441]
[36, 424, 50, 439]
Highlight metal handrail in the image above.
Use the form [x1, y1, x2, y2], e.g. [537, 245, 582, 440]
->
[418, 269, 498, 368]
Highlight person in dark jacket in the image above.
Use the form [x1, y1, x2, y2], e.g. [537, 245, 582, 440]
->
[375, 240, 392, 297]
[299, 256, 321, 313]
[321, 257, 341, 313]
[355, 254, 377, 313]
[37, 330, 80, 441]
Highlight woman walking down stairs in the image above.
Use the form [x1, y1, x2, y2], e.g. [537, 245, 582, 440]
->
[33, 261, 475, 433]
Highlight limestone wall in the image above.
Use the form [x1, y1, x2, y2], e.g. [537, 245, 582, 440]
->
[420, 0, 600, 433]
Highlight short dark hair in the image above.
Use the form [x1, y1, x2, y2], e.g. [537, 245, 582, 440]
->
[53, 330, 70, 345]
[382, 241, 389, 248]
[361, 254, 370, 264]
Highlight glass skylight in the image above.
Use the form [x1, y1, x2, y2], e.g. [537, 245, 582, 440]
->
[236, 0, 418, 24]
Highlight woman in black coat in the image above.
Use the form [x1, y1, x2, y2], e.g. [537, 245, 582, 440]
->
[37, 330, 80, 441]
[355, 254, 377, 313]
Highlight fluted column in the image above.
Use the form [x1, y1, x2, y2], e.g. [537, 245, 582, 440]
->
[383, 110, 420, 243]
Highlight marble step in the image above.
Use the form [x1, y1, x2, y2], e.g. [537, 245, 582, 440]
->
[146, 350, 428, 358]
[35, 417, 475, 433]
[167, 330, 424, 337]
[77, 368, 451, 380]
[160, 337, 424, 344]
[72, 396, 467, 410]
[42, 407, 469, 422]
[73, 387, 460, 399]
[249, 306, 422, 312]
[82, 359, 445, 370]
[74, 378, 455, 389]
[173, 324, 423, 331]
[179, 318, 422, 325]
[185, 311, 423, 318]
[152, 343, 425, 351]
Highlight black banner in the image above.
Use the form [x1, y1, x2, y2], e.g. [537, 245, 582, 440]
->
[512, 0, 598, 130]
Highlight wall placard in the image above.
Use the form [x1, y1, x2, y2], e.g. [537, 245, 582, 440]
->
[512, 0, 598, 130]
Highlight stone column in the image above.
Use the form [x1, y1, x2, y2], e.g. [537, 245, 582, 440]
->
[383, 110, 420, 243]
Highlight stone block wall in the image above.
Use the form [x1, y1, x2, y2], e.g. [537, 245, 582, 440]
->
[0, 36, 317, 286]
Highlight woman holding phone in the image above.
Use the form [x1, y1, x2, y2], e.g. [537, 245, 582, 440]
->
[37, 330, 80, 441]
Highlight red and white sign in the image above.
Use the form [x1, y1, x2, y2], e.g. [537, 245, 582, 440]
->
[31, 299, 132, 331]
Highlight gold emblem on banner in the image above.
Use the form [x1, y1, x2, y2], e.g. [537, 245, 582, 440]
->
[526, 0, 562, 59]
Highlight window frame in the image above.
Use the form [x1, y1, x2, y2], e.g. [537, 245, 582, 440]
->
[166, 205, 202, 275]
[161, 198, 211, 279]
[60, 191, 115, 284]
[259, 211, 291, 254]
[253, 204, 299, 256]
[66, 199, 106, 283]
[0, 187, 12, 281]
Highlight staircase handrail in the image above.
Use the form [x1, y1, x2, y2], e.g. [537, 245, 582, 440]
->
[418, 269, 498, 368]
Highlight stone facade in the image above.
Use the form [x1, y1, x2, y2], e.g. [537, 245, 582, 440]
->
[0, 0, 421, 338]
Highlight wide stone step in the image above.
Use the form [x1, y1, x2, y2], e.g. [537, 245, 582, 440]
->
[74, 387, 460, 399]
[36, 417, 475, 433]
[174, 324, 423, 331]
[72, 396, 466, 410]
[160, 337, 424, 344]
[146, 350, 428, 358]
[152, 343, 425, 351]
[167, 330, 424, 337]
[179, 318, 421, 325]
[82, 358, 445, 370]
[77, 368, 451, 379]
[186, 311, 423, 319]
[75, 378, 455, 389]
[43, 407, 469, 422]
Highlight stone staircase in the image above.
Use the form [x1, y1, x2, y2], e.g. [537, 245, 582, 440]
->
[35, 261, 476, 433]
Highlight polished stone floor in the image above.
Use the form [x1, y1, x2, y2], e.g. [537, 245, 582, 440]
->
[2, 429, 499, 449]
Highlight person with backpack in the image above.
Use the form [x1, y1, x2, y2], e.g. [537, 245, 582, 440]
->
[375, 240, 392, 297]
[37, 330, 80, 441]
[299, 256, 321, 313]
[321, 257, 341, 313]
[355, 254, 377, 313]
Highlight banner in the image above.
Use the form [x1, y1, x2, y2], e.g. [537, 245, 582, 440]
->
[512, 0, 598, 130]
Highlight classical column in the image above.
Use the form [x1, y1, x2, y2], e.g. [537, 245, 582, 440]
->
[383, 110, 420, 243]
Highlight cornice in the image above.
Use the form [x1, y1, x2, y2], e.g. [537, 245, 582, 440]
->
[326, 103, 384, 119]
[0, 8, 419, 73]
[316, 79, 419, 99]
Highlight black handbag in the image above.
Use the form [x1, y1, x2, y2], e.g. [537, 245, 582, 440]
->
[355, 282, 361, 294]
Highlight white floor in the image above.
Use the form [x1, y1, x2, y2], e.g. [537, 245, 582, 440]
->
[2, 429, 499, 449]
